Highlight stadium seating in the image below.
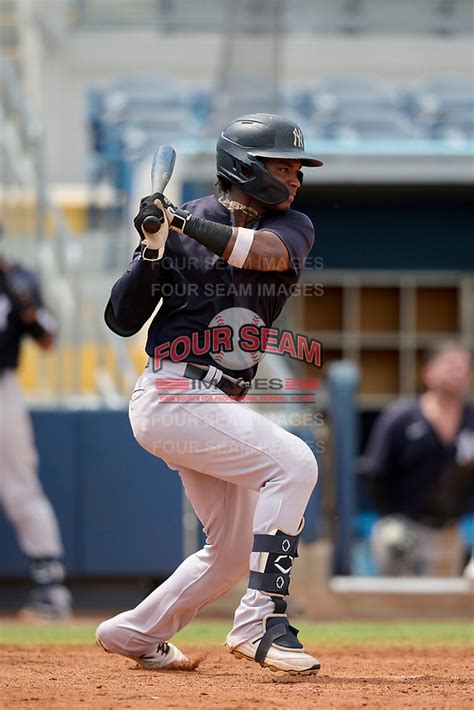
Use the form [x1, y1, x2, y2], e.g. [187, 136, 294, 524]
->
[87, 74, 473, 196]
[324, 109, 424, 141]
[402, 77, 474, 141]
[305, 76, 402, 118]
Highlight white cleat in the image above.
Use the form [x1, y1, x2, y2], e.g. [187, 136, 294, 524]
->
[134, 642, 189, 670]
[226, 639, 320, 675]
[225, 615, 320, 676]
[96, 637, 189, 670]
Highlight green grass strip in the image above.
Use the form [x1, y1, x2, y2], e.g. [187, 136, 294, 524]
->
[0, 619, 472, 647]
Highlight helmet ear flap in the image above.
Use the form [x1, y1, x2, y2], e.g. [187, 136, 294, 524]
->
[216, 147, 290, 206]
[240, 164, 253, 179]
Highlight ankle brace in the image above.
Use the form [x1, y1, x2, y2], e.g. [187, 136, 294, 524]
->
[29, 557, 65, 587]
[255, 615, 303, 663]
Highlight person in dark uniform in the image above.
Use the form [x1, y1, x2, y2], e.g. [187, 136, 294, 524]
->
[0, 255, 72, 619]
[96, 114, 323, 675]
[363, 341, 474, 576]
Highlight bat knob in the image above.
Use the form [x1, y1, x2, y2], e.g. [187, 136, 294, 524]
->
[142, 215, 163, 234]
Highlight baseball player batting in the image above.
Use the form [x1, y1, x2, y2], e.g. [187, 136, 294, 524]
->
[96, 114, 323, 674]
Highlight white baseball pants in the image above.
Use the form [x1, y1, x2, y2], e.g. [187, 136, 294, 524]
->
[0, 371, 63, 558]
[97, 362, 318, 657]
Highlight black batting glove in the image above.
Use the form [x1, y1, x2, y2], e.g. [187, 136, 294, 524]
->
[133, 193, 169, 238]
[146, 192, 175, 211]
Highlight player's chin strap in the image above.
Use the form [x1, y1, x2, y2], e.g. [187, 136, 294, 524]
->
[247, 520, 304, 663]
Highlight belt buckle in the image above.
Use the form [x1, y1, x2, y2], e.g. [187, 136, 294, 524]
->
[235, 378, 251, 400]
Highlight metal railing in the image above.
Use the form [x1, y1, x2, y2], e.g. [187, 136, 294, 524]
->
[72, 0, 474, 34]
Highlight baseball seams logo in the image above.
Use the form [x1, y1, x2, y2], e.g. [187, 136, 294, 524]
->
[293, 127, 304, 148]
[209, 307, 265, 370]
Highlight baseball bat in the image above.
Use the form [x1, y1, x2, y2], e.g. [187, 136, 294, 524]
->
[142, 145, 176, 234]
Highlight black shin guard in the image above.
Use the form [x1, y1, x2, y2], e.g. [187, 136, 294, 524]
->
[247, 527, 303, 662]
[249, 530, 300, 600]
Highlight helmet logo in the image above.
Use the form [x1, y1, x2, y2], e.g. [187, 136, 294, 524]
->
[293, 127, 304, 148]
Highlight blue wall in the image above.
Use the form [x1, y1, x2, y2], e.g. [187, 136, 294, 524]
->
[0, 411, 322, 579]
[0, 410, 183, 578]
[297, 184, 474, 270]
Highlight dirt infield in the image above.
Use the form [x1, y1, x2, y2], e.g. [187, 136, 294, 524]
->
[1, 644, 472, 709]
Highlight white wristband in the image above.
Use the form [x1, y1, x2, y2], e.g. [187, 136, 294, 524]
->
[140, 245, 165, 261]
[227, 227, 254, 268]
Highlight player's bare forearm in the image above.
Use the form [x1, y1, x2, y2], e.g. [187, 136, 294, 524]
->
[237, 230, 290, 272]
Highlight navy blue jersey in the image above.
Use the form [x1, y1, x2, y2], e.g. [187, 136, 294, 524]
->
[110, 195, 315, 379]
[0, 264, 46, 371]
[364, 398, 474, 526]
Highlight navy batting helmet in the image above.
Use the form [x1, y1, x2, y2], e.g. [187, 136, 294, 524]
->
[216, 113, 323, 206]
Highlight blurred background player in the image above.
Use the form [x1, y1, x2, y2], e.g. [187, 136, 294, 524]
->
[362, 342, 474, 576]
[0, 253, 72, 619]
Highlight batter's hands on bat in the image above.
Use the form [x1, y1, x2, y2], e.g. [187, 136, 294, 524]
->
[141, 192, 181, 226]
[134, 193, 171, 252]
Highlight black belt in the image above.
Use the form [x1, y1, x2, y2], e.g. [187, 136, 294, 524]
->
[147, 359, 251, 400]
[183, 363, 251, 400]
